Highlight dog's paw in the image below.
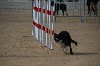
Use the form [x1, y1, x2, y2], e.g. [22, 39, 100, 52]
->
[70, 52, 73, 55]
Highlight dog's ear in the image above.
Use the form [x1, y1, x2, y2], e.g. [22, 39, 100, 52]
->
[54, 33, 57, 36]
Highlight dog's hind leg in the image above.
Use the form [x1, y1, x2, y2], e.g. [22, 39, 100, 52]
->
[69, 45, 73, 54]
[71, 39, 77, 46]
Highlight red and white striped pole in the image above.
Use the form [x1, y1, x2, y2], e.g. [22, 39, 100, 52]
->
[32, 0, 55, 49]
[42, 0, 46, 45]
[51, 0, 55, 49]
[32, 0, 39, 40]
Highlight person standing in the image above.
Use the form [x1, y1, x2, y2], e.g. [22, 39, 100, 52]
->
[86, 0, 91, 15]
[90, 0, 98, 16]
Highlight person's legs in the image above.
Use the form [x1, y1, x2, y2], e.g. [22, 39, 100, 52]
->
[87, 5, 90, 14]
[90, 2, 94, 15]
[87, 1, 90, 15]
[94, 3, 98, 16]
[90, 2, 98, 16]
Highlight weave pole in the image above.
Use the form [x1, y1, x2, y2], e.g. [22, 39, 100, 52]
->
[32, 0, 38, 40]
[32, 0, 55, 49]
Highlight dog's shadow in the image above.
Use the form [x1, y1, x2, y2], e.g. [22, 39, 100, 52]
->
[66, 52, 99, 56]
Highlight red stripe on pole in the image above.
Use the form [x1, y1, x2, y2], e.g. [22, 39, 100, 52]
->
[34, 7, 54, 15]
[46, 28, 48, 33]
[33, 21, 41, 29]
[34, 7, 38, 12]
[49, 11, 51, 15]
[34, 7, 41, 12]
[33, 21, 54, 35]
[49, 30, 50, 34]
[33, 7, 36, 10]
[47, 10, 51, 15]
[38, 8, 41, 12]
[52, 30, 54, 35]
[46, 10, 49, 15]
[42, 26, 45, 31]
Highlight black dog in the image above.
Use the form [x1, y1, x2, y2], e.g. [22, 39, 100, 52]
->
[54, 31, 77, 54]
[55, 3, 67, 15]
[51, 1, 67, 15]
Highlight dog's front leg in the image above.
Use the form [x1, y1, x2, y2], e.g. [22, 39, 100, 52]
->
[63, 47, 67, 53]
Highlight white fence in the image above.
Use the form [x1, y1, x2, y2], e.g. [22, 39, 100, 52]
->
[0, 0, 99, 23]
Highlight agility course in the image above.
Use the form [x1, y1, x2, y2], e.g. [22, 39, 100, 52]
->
[0, 0, 100, 66]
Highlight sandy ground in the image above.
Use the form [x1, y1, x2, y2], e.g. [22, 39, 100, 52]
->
[0, 9, 100, 66]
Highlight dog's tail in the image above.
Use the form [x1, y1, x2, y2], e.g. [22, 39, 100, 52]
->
[71, 39, 77, 46]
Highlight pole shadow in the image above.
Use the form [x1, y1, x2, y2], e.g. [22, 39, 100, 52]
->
[0, 55, 49, 58]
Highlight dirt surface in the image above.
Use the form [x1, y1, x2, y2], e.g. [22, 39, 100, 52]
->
[0, 9, 100, 66]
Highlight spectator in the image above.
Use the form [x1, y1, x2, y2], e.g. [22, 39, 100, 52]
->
[86, 0, 95, 16]
[90, 0, 98, 16]
[86, 0, 91, 15]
